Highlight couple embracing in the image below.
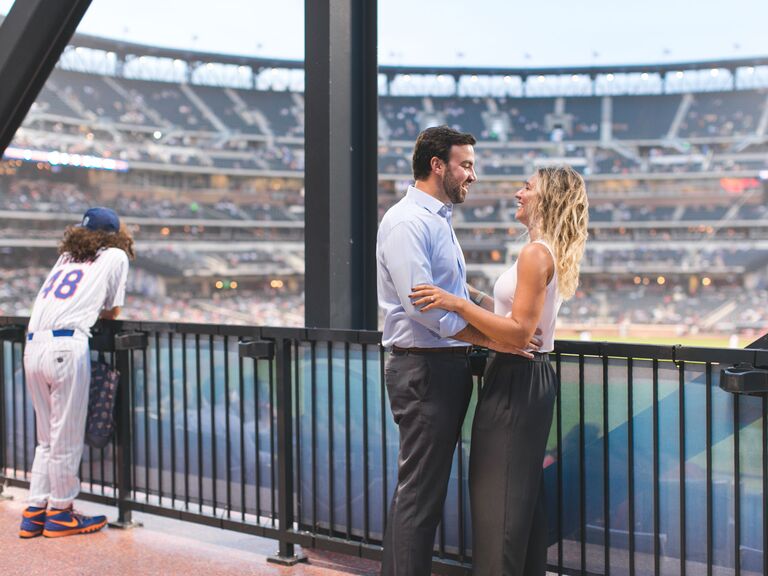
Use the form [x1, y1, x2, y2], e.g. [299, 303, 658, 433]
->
[376, 126, 589, 576]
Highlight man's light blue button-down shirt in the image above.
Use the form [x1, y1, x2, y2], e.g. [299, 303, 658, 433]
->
[377, 185, 469, 348]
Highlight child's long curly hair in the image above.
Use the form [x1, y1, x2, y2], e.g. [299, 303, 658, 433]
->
[59, 223, 135, 263]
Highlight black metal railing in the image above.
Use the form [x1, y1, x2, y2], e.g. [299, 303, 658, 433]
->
[1, 316, 766, 576]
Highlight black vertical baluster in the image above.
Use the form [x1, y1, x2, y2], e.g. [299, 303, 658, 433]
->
[239, 352, 246, 522]
[109, 350, 115, 497]
[603, 353, 610, 576]
[555, 352, 563, 571]
[362, 343, 370, 543]
[457, 375, 467, 564]
[115, 342, 135, 524]
[11, 342, 17, 473]
[99, 352, 108, 496]
[224, 337, 232, 517]
[345, 342, 352, 540]
[294, 342, 302, 528]
[762, 394, 767, 576]
[653, 359, 660, 576]
[182, 333, 190, 510]
[380, 345, 388, 542]
[327, 341, 335, 535]
[734, 391, 741, 575]
[0, 342, 6, 486]
[272, 337, 301, 562]
[0, 340, 5, 482]
[22, 342, 29, 480]
[706, 363, 713, 576]
[142, 346, 150, 502]
[254, 356, 262, 520]
[195, 334, 203, 514]
[311, 341, 318, 531]
[579, 354, 586, 575]
[155, 333, 163, 505]
[169, 332, 176, 506]
[209, 334, 217, 515]
[628, 357, 635, 576]
[130, 350, 138, 506]
[678, 360, 686, 576]
[269, 352, 276, 526]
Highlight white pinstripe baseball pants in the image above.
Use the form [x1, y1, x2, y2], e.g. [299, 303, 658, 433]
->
[24, 331, 91, 509]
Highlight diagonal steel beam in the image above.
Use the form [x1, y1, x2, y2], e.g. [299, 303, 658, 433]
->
[0, 0, 93, 155]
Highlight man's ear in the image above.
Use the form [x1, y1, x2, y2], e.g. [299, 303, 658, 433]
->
[430, 156, 443, 175]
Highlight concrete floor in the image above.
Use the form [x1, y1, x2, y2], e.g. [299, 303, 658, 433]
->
[0, 486, 381, 576]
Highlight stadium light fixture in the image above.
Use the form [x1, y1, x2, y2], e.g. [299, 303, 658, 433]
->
[215, 281, 224, 289]
[470, 75, 479, 82]
[503, 75, 512, 83]
[710, 68, 720, 77]
[606, 73, 614, 82]
[537, 75, 546, 82]
[675, 71, 684, 79]
[657, 276, 666, 285]
[702, 277, 712, 287]
[153, 131, 162, 140]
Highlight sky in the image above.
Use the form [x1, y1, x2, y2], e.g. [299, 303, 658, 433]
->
[1, 0, 767, 68]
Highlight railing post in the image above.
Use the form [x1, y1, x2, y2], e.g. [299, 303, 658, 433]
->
[0, 324, 24, 501]
[110, 329, 148, 529]
[240, 337, 306, 566]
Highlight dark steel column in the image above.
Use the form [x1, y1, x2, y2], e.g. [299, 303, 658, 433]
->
[0, 0, 93, 154]
[304, 0, 379, 329]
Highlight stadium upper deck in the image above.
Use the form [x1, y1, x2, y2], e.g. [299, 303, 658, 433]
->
[0, 25, 764, 181]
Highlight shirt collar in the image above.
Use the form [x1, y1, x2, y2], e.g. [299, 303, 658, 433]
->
[406, 185, 451, 217]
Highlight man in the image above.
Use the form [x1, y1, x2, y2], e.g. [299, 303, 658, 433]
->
[19, 207, 134, 538]
[376, 126, 531, 575]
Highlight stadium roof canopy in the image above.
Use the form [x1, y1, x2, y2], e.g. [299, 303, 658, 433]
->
[1, 14, 765, 96]
[63, 25, 768, 79]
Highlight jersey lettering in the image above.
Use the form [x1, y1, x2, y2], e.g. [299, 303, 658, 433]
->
[42, 269, 85, 300]
[41, 270, 63, 298]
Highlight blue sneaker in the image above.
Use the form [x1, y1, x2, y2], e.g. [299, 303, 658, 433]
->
[19, 506, 46, 538]
[43, 507, 107, 538]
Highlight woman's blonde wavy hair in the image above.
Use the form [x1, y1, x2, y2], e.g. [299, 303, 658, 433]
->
[527, 165, 589, 300]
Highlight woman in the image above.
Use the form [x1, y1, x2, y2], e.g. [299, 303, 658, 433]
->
[410, 166, 588, 575]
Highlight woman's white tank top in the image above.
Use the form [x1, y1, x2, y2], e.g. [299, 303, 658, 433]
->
[492, 239, 562, 353]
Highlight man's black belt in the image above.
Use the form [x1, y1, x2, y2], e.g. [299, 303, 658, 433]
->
[391, 345, 471, 356]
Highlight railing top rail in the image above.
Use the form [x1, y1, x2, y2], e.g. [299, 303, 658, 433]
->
[1, 316, 764, 363]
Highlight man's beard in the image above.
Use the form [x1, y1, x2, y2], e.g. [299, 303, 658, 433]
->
[442, 171, 467, 204]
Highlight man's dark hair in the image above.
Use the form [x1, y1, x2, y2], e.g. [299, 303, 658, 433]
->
[412, 125, 476, 181]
